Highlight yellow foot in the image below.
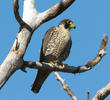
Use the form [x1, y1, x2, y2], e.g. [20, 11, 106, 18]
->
[59, 63, 65, 69]
[50, 61, 55, 67]
[62, 64, 65, 68]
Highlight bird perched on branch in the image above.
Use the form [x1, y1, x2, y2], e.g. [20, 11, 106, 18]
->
[31, 19, 76, 93]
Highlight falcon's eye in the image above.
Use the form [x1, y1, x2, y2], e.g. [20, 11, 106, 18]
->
[64, 22, 70, 29]
[69, 22, 73, 25]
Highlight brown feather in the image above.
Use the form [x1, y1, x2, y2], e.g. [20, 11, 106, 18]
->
[32, 20, 72, 93]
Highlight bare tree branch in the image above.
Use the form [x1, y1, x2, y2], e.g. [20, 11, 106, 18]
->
[13, 0, 33, 32]
[0, 2, 108, 100]
[54, 72, 77, 100]
[0, 0, 76, 89]
[23, 35, 108, 74]
[0, 0, 34, 89]
[13, 0, 24, 26]
[40, 0, 75, 23]
[92, 83, 110, 100]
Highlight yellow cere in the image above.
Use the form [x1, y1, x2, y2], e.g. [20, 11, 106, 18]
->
[69, 22, 75, 28]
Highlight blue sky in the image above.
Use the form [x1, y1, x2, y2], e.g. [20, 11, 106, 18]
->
[0, 0, 110, 100]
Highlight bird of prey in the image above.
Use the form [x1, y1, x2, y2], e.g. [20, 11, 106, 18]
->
[31, 19, 76, 93]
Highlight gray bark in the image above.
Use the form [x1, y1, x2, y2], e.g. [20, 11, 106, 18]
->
[0, 0, 109, 100]
[92, 83, 110, 100]
[0, 0, 75, 89]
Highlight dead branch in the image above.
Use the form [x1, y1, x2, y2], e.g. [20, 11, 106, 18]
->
[0, 0, 76, 89]
[13, 0, 33, 32]
[23, 35, 108, 74]
[92, 83, 110, 100]
[13, 0, 24, 26]
[41, 0, 75, 23]
[0, 1, 109, 100]
[54, 72, 77, 100]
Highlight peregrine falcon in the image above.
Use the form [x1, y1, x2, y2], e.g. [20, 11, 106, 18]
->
[32, 19, 76, 93]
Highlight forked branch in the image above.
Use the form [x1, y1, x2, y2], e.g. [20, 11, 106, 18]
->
[13, 0, 33, 32]
[0, 1, 109, 100]
[13, 0, 76, 29]
[0, 0, 76, 89]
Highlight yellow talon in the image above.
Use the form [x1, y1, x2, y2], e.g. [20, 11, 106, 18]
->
[62, 64, 65, 68]
[50, 61, 55, 67]
[59, 64, 65, 69]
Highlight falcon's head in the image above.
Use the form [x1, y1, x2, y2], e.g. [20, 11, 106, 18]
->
[59, 19, 76, 30]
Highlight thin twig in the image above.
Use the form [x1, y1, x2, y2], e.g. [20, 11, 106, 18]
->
[87, 91, 90, 100]
[54, 72, 77, 100]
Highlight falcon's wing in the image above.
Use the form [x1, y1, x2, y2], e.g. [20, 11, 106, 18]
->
[59, 39, 72, 61]
[40, 26, 56, 62]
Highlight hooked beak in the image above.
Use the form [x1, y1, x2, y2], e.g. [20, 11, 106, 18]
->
[70, 22, 76, 29]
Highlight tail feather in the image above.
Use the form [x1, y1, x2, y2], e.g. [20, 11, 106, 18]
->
[31, 69, 50, 93]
